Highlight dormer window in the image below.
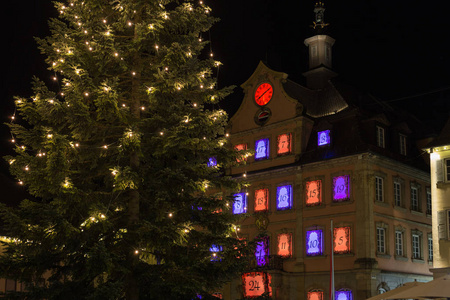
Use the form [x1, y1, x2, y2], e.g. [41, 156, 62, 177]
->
[399, 134, 407, 155]
[376, 126, 385, 148]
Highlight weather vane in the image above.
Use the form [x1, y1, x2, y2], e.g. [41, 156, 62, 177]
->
[311, 1, 329, 31]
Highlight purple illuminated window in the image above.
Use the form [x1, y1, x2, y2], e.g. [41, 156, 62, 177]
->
[210, 244, 222, 261]
[207, 156, 217, 167]
[255, 236, 269, 267]
[233, 193, 247, 214]
[318, 130, 331, 146]
[333, 175, 350, 201]
[276, 185, 293, 210]
[306, 230, 323, 256]
[255, 138, 269, 160]
[335, 290, 352, 300]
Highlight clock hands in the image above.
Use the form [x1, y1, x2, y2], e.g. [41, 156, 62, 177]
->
[256, 88, 271, 101]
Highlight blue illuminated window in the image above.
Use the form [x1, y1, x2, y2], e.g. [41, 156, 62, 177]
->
[255, 138, 270, 160]
[276, 185, 293, 210]
[318, 130, 331, 146]
[233, 193, 247, 214]
[306, 229, 323, 256]
[207, 156, 217, 167]
[335, 290, 353, 300]
[255, 236, 269, 267]
[210, 244, 223, 261]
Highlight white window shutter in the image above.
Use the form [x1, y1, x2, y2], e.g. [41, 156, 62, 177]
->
[436, 159, 444, 183]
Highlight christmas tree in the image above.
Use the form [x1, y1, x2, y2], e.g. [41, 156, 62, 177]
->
[1, 0, 251, 299]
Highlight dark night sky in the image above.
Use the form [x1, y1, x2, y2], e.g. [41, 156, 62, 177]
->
[2, 1, 450, 197]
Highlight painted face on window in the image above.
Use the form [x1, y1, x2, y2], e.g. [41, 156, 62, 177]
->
[233, 193, 246, 214]
[277, 186, 289, 209]
[255, 140, 267, 159]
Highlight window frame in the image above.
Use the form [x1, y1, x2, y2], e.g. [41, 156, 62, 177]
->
[399, 134, 407, 155]
[375, 176, 384, 202]
[376, 227, 386, 254]
[395, 231, 404, 257]
[410, 183, 421, 212]
[426, 188, 432, 215]
[428, 233, 433, 262]
[411, 230, 423, 261]
[394, 225, 407, 260]
[376, 126, 385, 148]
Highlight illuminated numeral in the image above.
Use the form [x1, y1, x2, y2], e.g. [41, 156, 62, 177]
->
[249, 280, 260, 291]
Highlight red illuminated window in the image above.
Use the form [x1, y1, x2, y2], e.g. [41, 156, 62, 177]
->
[277, 233, 292, 257]
[235, 143, 247, 162]
[306, 180, 322, 206]
[308, 290, 324, 300]
[242, 272, 272, 298]
[277, 133, 292, 155]
[334, 227, 351, 254]
[254, 189, 269, 212]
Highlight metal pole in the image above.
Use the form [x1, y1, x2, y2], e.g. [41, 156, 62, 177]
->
[330, 219, 335, 300]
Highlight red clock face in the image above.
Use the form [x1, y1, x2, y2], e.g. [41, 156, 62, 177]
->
[254, 83, 273, 106]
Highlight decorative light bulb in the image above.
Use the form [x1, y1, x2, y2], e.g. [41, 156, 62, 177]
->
[103, 145, 108, 149]
[84, 92, 89, 96]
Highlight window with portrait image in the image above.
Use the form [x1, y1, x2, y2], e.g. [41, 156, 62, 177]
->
[317, 130, 331, 146]
[277, 233, 292, 257]
[254, 188, 269, 212]
[255, 138, 270, 160]
[334, 227, 351, 254]
[333, 175, 350, 202]
[276, 185, 293, 210]
[335, 289, 353, 300]
[232, 193, 247, 214]
[308, 290, 324, 300]
[234, 143, 247, 163]
[306, 229, 324, 256]
[255, 236, 269, 267]
[306, 180, 322, 206]
[277, 133, 292, 155]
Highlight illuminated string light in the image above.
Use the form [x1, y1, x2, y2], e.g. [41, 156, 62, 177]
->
[168, 213, 173, 217]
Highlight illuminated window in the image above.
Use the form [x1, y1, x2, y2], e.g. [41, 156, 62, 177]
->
[233, 193, 247, 214]
[277, 133, 292, 155]
[318, 130, 331, 146]
[210, 245, 222, 262]
[254, 189, 269, 212]
[276, 185, 293, 210]
[334, 227, 351, 254]
[333, 175, 350, 202]
[308, 290, 324, 300]
[242, 272, 272, 298]
[255, 236, 269, 267]
[207, 156, 217, 167]
[277, 233, 292, 257]
[376, 126, 385, 148]
[306, 229, 323, 256]
[255, 138, 269, 160]
[306, 180, 322, 206]
[234, 143, 247, 162]
[375, 176, 383, 202]
[335, 289, 353, 300]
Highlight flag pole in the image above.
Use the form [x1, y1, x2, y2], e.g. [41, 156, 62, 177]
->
[330, 219, 335, 300]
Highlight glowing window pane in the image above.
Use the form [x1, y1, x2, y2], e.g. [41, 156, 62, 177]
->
[210, 244, 222, 261]
[277, 133, 292, 155]
[335, 290, 353, 300]
[255, 138, 269, 160]
[308, 291, 324, 300]
[207, 156, 217, 167]
[318, 130, 331, 146]
[306, 180, 322, 206]
[242, 272, 271, 298]
[333, 175, 350, 201]
[255, 236, 269, 267]
[306, 229, 323, 256]
[334, 227, 351, 254]
[277, 185, 293, 210]
[277, 233, 292, 257]
[234, 143, 247, 162]
[254, 189, 269, 212]
[233, 193, 247, 214]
